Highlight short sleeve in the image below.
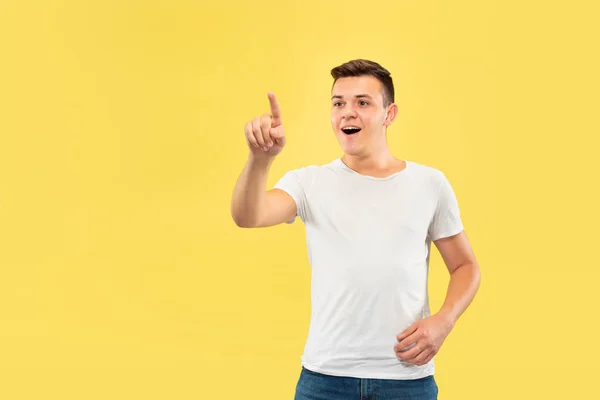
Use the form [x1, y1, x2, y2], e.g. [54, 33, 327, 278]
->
[273, 169, 308, 224]
[428, 171, 464, 241]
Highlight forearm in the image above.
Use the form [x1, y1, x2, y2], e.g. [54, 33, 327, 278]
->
[231, 153, 274, 227]
[437, 263, 481, 326]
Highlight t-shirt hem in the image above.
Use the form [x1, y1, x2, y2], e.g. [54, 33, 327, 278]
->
[301, 361, 435, 380]
[431, 225, 464, 242]
[272, 184, 301, 224]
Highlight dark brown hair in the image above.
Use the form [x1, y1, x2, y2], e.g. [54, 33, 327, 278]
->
[331, 59, 395, 107]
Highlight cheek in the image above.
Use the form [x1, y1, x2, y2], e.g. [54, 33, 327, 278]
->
[363, 113, 381, 126]
[331, 115, 341, 127]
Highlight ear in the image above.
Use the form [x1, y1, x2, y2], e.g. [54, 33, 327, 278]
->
[384, 103, 398, 126]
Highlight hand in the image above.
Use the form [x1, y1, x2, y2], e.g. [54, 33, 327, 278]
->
[394, 314, 455, 366]
[244, 92, 286, 158]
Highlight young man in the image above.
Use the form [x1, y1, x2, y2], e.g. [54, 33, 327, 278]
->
[231, 59, 481, 400]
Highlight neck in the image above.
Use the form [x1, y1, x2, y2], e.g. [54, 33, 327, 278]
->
[341, 146, 398, 172]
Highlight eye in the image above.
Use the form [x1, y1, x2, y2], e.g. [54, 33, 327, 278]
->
[359, 100, 369, 106]
[333, 102, 343, 107]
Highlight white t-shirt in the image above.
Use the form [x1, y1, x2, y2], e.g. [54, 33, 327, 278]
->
[274, 158, 464, 380]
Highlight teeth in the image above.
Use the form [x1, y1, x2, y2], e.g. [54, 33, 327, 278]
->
[342, 127, 361, 135]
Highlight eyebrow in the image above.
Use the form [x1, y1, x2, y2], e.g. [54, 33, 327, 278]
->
[331, 94, 374, 100]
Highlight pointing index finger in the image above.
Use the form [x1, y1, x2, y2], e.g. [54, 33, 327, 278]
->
[268, 92, 282, 127]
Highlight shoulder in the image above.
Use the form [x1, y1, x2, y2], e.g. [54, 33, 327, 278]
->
[407, 160, 446, 188]
[281, 158, 343, 179]
[274, 159, 340, 195]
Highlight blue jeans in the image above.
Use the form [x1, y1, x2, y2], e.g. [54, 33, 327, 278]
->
[294, 366, 438, 400]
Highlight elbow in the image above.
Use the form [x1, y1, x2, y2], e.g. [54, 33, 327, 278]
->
[231, 214, 249, 228]
[234, 219, 254, 228]
[231, 200, 264, 228]
[231, 212, 257, 228]
[471, 263, 482, 291]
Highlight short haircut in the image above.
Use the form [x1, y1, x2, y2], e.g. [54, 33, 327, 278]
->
[331, 59, 395, 107]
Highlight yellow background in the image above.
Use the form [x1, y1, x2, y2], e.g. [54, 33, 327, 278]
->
[1, 1, 599, 398]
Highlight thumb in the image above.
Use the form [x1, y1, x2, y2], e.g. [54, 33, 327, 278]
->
[270, 127, 286, 147]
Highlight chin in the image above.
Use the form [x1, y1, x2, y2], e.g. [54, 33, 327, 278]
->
[341, 146, 364, 156]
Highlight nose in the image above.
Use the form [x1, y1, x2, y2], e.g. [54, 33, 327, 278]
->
[342, 104, 358, 119]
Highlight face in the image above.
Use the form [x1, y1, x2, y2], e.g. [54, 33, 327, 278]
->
[331, 75, 397, 156]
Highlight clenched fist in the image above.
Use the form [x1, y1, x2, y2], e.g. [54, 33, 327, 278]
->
[245, 92, 286, 158]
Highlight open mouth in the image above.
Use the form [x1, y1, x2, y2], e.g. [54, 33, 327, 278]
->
[342, 127, 362, 135]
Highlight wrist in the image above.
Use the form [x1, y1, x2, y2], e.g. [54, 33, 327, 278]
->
[248, 152, 275, 166]
[436, 308, 458, 328]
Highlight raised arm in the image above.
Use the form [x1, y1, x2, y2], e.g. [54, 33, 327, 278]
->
[231, 93, 296, 228]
